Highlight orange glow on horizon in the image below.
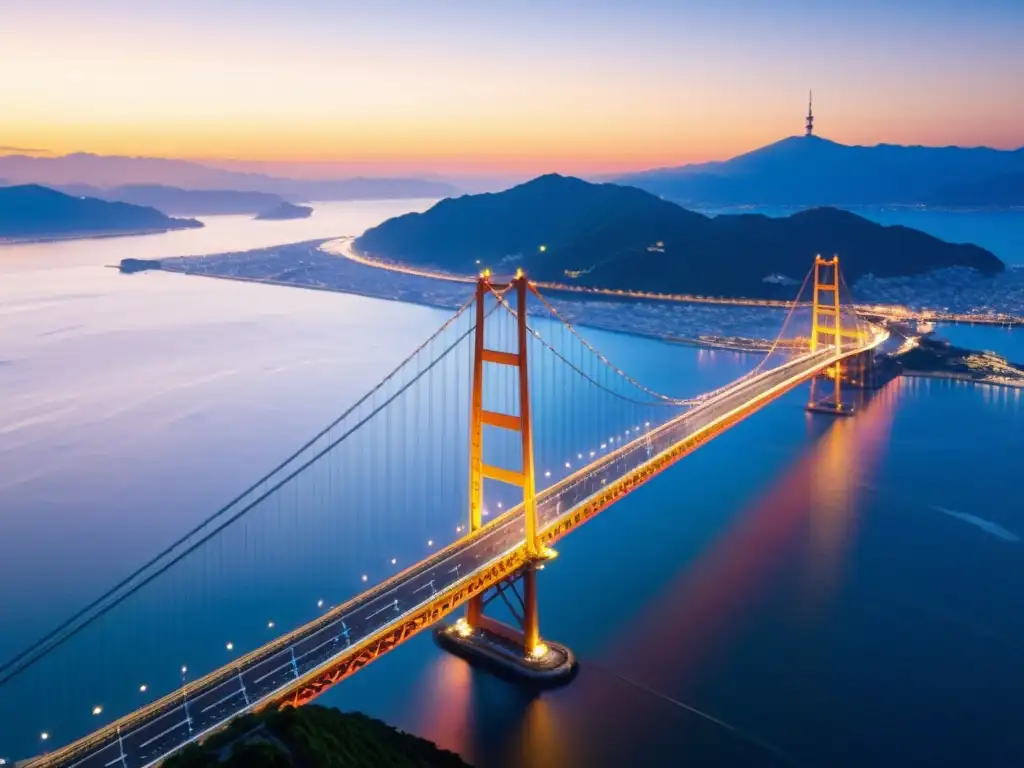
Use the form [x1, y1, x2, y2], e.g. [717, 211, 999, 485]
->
[3, 3, 1021, 178]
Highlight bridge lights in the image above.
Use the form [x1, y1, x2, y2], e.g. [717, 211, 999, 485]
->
[453, 618, 472, 637]
[317, 599, 324, 608]
[565, 462, 571, 469]
[544, 470, 551, 477]
[428, 539, 434, 547]
[390, 558, 397, 565]
[181, 666, 187, 675]
[40, 733, 49, 742]
[140, 684, 148, 693]
[267, 621, 275, 629]
[530, 642, 549, 660]
[226, 642, 234, 651]
[92, 705, 103, 716]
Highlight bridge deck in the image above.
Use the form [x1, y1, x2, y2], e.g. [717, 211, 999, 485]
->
[26, 339, 884, 768]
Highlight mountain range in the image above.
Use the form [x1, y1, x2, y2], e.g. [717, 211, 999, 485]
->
[615, 136, 1024, 207]
[0, 153, 460, 201]
[355, 174, 1003, 298]
[54, 184, 288, 216]
[0, 185, 202, 240]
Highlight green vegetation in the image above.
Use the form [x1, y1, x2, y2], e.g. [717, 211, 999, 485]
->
[163, 705, 470, 768]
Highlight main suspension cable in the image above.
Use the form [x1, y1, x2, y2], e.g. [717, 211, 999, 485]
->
[488, 285, 695, 407]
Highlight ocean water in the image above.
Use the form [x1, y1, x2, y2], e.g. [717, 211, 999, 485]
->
[1, 204, 1022, 767]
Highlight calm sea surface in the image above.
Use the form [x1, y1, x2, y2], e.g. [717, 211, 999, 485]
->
[1, 203, 1022, 767]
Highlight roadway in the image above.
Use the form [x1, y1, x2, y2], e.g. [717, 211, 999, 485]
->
[319, 238, 1024, 328]
[27, 340, 878, 768]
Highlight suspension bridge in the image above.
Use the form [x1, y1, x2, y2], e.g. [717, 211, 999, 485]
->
[0, 256, 886, 768]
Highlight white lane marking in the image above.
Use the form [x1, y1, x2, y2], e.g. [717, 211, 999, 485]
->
[138, 717, 190, 749]
[367, 600, 398, 621]
[252, 658, 293, 687]
[200, 686, 245, 715]
[294, 634, 338, 663]
[67, 741, 120, 768]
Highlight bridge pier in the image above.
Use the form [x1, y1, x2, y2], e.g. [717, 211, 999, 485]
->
[434, 554, 576, 687]
[806, 365, 854, 416]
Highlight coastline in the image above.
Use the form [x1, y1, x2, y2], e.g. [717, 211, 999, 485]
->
[900, 369, 1024, 389]
[0, 225, 200, 246]
[129, 237, 1024, 382]
[157, 263, 754, 351]
[148, 239, 792, 351]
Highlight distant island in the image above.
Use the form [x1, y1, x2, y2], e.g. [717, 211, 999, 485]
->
[354, 174, 1004, 298]
[0, 152, 460, 201]
[615, 135, 1024, 207]
[163, 705, 469, 768]
[0, 184, 202, 241]
[55, 183, 289, 216]
[256, 201, 314, 220]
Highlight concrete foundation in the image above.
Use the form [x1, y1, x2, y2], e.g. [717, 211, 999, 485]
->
[433, 620, 576, 687]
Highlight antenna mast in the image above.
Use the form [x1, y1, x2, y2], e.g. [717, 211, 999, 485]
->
[806, 91, 815, 137]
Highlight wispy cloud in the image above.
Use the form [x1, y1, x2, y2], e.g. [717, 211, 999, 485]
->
[0, 146, 51, 154]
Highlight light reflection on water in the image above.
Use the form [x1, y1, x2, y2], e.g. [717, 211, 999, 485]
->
[1, 207, 1023, 766]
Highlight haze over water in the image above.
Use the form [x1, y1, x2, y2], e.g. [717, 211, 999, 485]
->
[1, 202, 1022, 766]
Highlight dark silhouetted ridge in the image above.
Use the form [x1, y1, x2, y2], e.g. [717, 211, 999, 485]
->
[0, 184, 202, 239]
[616, 136, 1024, 206]
[355, 176, 1003, 297]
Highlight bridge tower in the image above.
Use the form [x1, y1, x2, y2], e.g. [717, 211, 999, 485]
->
[807, 254, 854, 416]
[437, 269, 575, 685]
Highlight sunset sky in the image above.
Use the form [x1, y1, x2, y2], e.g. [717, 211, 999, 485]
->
[2, 0, 1022, 177]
